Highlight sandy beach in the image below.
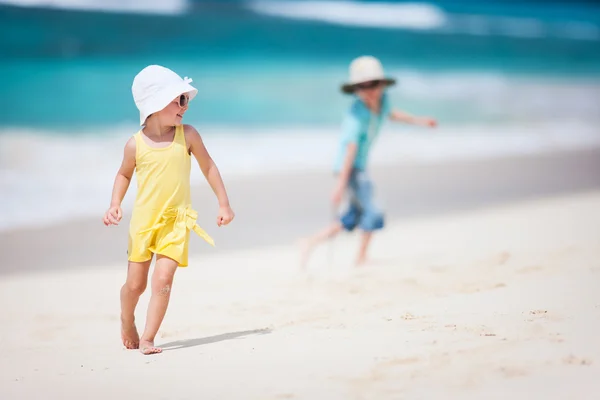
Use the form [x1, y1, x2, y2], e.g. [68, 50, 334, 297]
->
[2, 147, 600, 275]
[1, 151, 599, 398]
[2, 0, 600, 398]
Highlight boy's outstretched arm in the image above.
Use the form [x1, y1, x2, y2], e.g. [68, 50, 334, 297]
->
[103, 137, 136, 226]
[332, 143, 358, 205]
[185, 125, 235, 226]
[389, 109, 437, 128]
[332, 114, 361, 205]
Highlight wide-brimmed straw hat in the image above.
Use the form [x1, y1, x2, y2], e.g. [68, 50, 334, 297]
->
[340, 56, 396, 94]
[132, 65, 198, 125]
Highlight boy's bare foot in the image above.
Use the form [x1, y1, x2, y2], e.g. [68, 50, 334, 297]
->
[121, 320, 140, 349]
[298, 238, 314, 269]
[139, 340, 162, 355]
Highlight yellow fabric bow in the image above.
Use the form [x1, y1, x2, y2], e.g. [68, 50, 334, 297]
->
[139, 205, 215, 247]
[180, 207, 215, 247]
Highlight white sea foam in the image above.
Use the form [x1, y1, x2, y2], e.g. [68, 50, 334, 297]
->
[247, 1, 447, 30]
[1, 121, 599, 232]
[0, 0, 187, 14]
[246, 0, 600, 41]
[1, 71, 599, 232]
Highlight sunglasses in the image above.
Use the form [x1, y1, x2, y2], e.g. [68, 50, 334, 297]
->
[176, 94, 189, 108]
[355, 80, 383, 90]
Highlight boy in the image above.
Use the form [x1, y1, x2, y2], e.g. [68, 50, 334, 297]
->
[301, 56, 437, 267]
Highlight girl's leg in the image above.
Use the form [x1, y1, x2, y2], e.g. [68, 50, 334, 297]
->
[120, 259, 152, 349]
[139, 254, 179, 355]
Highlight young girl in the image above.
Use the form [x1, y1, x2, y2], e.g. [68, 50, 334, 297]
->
[301, 56, 437, 267]
[102, 65, 235, 355]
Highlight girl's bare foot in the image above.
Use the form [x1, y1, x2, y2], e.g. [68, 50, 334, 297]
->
[139, 340, 162, 355]
[121, 321, 140, 349]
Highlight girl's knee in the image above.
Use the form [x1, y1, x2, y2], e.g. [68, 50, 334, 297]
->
[152, 254, 178, 294]
[125, 279, 147, 295]
[153, 274, 174, 295]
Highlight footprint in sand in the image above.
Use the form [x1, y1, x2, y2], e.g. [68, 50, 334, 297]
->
[525, 309, 551, 323]
[498, 366, 529, 378]
[160, 330, 183, 339]
[517, 265, 544, 274]
[530, 310, 548, 315]
[464, 325, 496, 337]
[385, 357, 420, 366]
[428, 265, 449, 274]
[563, 355, 593, 366]
[458, 282, 506, 294]
[401, 313, 417, 320]
[548, 332, 565, 343]
[552, 246, 579, 259]
[274, 394, 296, 399]
[495, 251, 511, 266]
[338, 356, 421, 392]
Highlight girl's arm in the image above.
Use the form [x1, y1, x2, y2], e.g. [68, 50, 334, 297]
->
[185, 125, 234, 226]
[103, 137, 136, 226]
[389, 109, 437, 127]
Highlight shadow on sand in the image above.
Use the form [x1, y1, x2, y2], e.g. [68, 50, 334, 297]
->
[159, 328, 272, 351]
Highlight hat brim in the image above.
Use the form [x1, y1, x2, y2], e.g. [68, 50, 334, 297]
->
[341, 78, 396, 94]
[139, 81, 198, 125]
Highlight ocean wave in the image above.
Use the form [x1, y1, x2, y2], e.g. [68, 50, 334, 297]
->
[246, 0, 600, 41]
[1, 121, 600, 232]
[247, 1, 448, 30]
[387, 69, 600, 121]
[0, 0, 187, 14]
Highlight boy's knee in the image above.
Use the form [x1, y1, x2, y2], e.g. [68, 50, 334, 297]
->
[340, 206, 360, 231]
[360, 211, 384, 231]
[340, 215, 357, 231]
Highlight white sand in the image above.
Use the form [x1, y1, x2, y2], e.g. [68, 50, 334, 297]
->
[1, 191, 599, 400]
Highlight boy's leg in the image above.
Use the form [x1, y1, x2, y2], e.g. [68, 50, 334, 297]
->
[300, 172, 360, 268]
[139, 254, 179, 355]
[356, 231, 374, 265]
[354, 172, 384, 266]
[120, 259, 152, 349]
[305, 221, 344, 248]
[300, 221, 344, 268]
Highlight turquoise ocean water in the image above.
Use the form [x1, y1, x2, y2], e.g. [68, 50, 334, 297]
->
[1, 0, 599, 229]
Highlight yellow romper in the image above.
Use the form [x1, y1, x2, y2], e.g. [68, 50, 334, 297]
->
[127, 124, 214, 267]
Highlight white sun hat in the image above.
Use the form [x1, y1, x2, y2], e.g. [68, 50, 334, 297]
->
[341, 56, 396, 94]
[132, 65, 198, 125]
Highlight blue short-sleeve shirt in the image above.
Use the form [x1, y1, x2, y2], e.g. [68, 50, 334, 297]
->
[333, 92, 392, 173]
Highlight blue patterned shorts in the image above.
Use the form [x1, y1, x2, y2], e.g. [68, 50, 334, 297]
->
[339, 169, 384, 232]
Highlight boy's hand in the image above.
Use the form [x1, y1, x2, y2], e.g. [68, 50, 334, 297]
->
[217, 205, 235, 227]
[103, 206, 122, 226]
[425, 118, 437, 128]
[331, 184, 345, 206]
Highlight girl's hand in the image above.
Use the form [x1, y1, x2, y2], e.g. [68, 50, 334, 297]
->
[103, 206, 122, 226]
[217, 205, 235, 227]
